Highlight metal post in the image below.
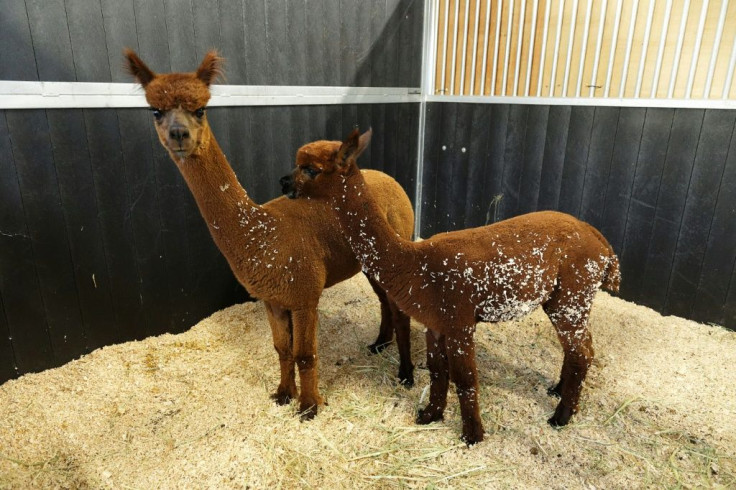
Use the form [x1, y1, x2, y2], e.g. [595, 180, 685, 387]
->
[414, 0, 439, 238]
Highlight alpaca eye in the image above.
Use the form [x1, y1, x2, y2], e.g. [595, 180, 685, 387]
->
[194, 107, 206, 118]
[150, 108, 163, 121]
[303, 167, 321, 178]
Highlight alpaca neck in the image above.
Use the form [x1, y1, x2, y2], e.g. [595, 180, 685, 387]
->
[332, 169, 415, 287]
[175, 127, 274, 259]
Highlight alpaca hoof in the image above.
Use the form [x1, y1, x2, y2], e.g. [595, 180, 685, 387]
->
[299, 404, 318, 421]
[460, 430, 484, 446]
[548, 404, 573, 428]
[398, 367, 414, 388]
[547, 383, 562, 399]
[270, 390, 295, 406]
[368, 341, 390, 355]
[547, 416, 565, 428]
[398, 375, 414, 388]
[416, 407, 443, 425]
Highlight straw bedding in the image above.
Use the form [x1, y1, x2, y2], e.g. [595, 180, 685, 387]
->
[1, 274, 734, 489]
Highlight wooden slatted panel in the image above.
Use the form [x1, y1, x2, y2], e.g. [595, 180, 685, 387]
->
[433, 0, 736, 99]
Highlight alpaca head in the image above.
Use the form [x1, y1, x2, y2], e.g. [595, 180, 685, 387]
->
[124, 49, 224, 160]
[281, 128, 372, 200]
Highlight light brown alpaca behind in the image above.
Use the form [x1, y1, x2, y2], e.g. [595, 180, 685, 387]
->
[282, 129, 621, 444]
[124, 51, 415, 419]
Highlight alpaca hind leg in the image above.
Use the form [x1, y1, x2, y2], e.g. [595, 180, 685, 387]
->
[292, 308, 324, 420]
[447, 329, 484, 445]
[264, 302, 297, 405]
[545, 307, 594, 427]
[367, 276, 393, 353]
[545, 343, 593, 400]
[417, 329, 449, 425]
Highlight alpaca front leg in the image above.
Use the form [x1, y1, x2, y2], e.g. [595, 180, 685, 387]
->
[368, 277, 414, 386]
[264, 302, 297, 405]
[417, 329, 449, 425]
[447, 330, 484, 445]
[391, 301, 414, 387]
[292, 308, 324, 420]
[367, 276, 394, 353]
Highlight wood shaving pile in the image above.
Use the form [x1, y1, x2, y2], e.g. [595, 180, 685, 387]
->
[1, 274, 734, 489]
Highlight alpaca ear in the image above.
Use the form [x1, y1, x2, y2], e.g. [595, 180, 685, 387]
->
[196, 50, 224, 86]
[123, 48, 156, 87]
[336, 128, 372, 170]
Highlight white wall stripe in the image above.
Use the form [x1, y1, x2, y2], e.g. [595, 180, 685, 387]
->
[513, 0, 526, 96]
[651, 0, 673, 98]
[575, 0, 594, 97]
[562, 0, 579, 97]
[724, 30, 736, 99]
[589, 0, 608, 97]
[479, 0, 493, 95]
[619, 0, 641, 98]
[469, 0, 482, 95]
[491, 0, 503, 95]
[525, 0, 540, 97]
[685, 0, 709, 99]
[550, 0, 566, 96]
[704, 0, 729, 98]
[450, 0, 461, 94]
[634, 0, 656, 98]
[459, 0, 471, 95]
[426, 93, 736, 109]
[440, 0, 451, 93]
[502, 0, 515, 95]
[537, 0, 553, 96]
[0, 82, 422, 109]
[604, 0, 625, 97]
[668, 0, 691, 98]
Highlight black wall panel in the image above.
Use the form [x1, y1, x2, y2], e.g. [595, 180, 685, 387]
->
[0, 103, 420, 383]
[666, 110, 736, 319]
[421, 103, 736, 332]
[0, 0, 422, 87]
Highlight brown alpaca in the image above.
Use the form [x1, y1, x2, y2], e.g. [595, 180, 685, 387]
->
[282, 129, 621, 444]
[123, 51, 415, 419]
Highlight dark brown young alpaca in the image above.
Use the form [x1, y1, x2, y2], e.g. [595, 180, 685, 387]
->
[124, 51, 415, 419]
[282, 129, 621, 444]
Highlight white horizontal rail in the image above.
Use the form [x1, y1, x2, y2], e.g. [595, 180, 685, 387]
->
[426, 93, 736, 109]
[0, 82, 422, 109]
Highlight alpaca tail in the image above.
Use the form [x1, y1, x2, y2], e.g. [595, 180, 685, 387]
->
[584, 222, 621, 294]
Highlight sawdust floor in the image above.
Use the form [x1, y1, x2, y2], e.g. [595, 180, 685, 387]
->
[1, 274, 734, 489]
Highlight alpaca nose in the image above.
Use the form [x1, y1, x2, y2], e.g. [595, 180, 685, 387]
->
[169, 126, 190, 144]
